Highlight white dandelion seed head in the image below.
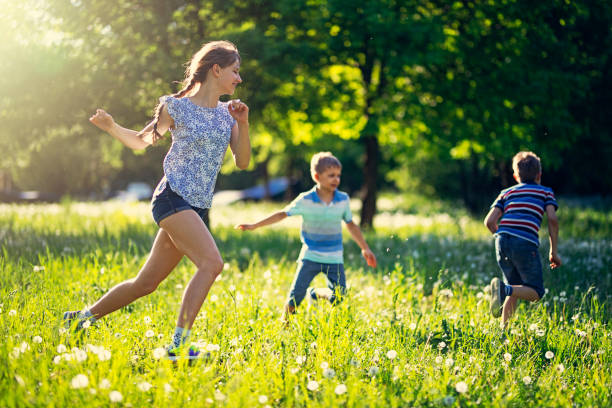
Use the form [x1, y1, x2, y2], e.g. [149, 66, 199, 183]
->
[320, 361, 329, 370]
[71, 374, 89, 389]
[109, 390, 123, 403]
[445, 358, 454, 367]
[214, 391, 226, 401]
[556, 363, 565, 373]
[9, 309, 17, 317]
[138, 381, 152, 392]
[522, 376, 532, 385]
[323, 368, 336, 379]
[545, 351, 554, 360]
[145, 330, 155, 338]
[99, 379, 111, 389]
[455, 381, 468, 393]
[153, 347, 166, 360]
[335, 384, 347, 395]
[57, 344, 67, 353]
[143, 316, 152, 324]
[435, 356, 443, 364]
[438, 342, 446, 350]
[206, 343, 220, 352]
[529, 323, 538, 331]
[503, 353, 512, 362]
[74, 349, 88, 362]
[32, 336, 42, 344]
[53, 355, 62, 364]
[387, 350, 398, 360]
[98, 349, 111, 361]
[409, 322, 417, 330]
[307, 380, 319, 391]
[258, 395, 268, 404]
[81, 320, 91, 329]
[368, 366, 380, 377]
[164, 383, 174, 393]
[19, 342, 30, 353]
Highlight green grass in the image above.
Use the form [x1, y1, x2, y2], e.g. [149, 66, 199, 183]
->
[0, 199, 610, 407]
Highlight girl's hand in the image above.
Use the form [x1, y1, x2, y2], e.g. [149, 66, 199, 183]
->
[89, 109, 115, 132]
[235, 224, 255, 231]
[228, 99, 249, 124]
[362, 249, 377, 268]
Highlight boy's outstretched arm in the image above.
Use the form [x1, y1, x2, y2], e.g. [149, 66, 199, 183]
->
[235, 211, 287, 231]
[345, 221, 377, 268]
[484, 207, 502, 233]
[546, 205, 562, 268]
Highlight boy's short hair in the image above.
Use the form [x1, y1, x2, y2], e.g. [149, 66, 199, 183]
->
[310, 152, 342, 181]
[512, 151, 542, 183]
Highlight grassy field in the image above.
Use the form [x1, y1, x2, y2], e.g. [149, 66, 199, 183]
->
[0, 195, 610, 407]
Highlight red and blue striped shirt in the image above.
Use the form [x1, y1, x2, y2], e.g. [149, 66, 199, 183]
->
[492, 183, 558, 246]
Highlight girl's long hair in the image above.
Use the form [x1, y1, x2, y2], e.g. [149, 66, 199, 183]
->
[142, 41, 240, 143]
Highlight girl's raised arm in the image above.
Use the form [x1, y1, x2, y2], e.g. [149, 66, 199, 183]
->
[89, 104, 174, 151]
[228, 100, 250, 169]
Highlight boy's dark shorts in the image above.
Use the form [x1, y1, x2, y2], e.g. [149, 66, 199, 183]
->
[151, 182, 209, 226]
[495, 234, 545, 298]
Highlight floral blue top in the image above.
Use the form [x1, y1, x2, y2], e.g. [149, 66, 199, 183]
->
[153, 95, 236, 208]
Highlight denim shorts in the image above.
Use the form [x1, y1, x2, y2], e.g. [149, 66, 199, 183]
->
[287, 259, 346, 307]
[495, 234, 544, 298]
[151, 181, 209, 226]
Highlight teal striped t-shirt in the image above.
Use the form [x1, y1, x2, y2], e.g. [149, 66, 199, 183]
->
[283, 187, 353, 264]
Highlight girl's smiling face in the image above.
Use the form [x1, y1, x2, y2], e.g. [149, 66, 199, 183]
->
[217, 60, 242, 94]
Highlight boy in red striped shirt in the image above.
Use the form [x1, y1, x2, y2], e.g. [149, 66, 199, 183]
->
[484, 151, 562, 327]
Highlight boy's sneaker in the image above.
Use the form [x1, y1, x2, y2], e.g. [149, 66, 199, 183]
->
[489, 278, 505, 318]
[165, 344, 202, 361]
[307, 288, 318, 307]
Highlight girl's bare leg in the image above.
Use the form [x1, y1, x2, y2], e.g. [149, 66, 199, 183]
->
[160, 210, 224, 329]
[89, 229, 183, 319]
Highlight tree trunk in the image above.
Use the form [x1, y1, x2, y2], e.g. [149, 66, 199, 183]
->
[360, 135, 379, 229]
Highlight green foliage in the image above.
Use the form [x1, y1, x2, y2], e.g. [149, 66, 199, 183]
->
[0, 200, 610, 407]
[0, 0, 610, 206]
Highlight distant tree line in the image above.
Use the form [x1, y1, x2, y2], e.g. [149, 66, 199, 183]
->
[1, 0, 610, 226]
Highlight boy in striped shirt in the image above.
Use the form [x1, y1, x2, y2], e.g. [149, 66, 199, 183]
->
[484, 151, 562, 327]
[236, 152, 377, 321]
